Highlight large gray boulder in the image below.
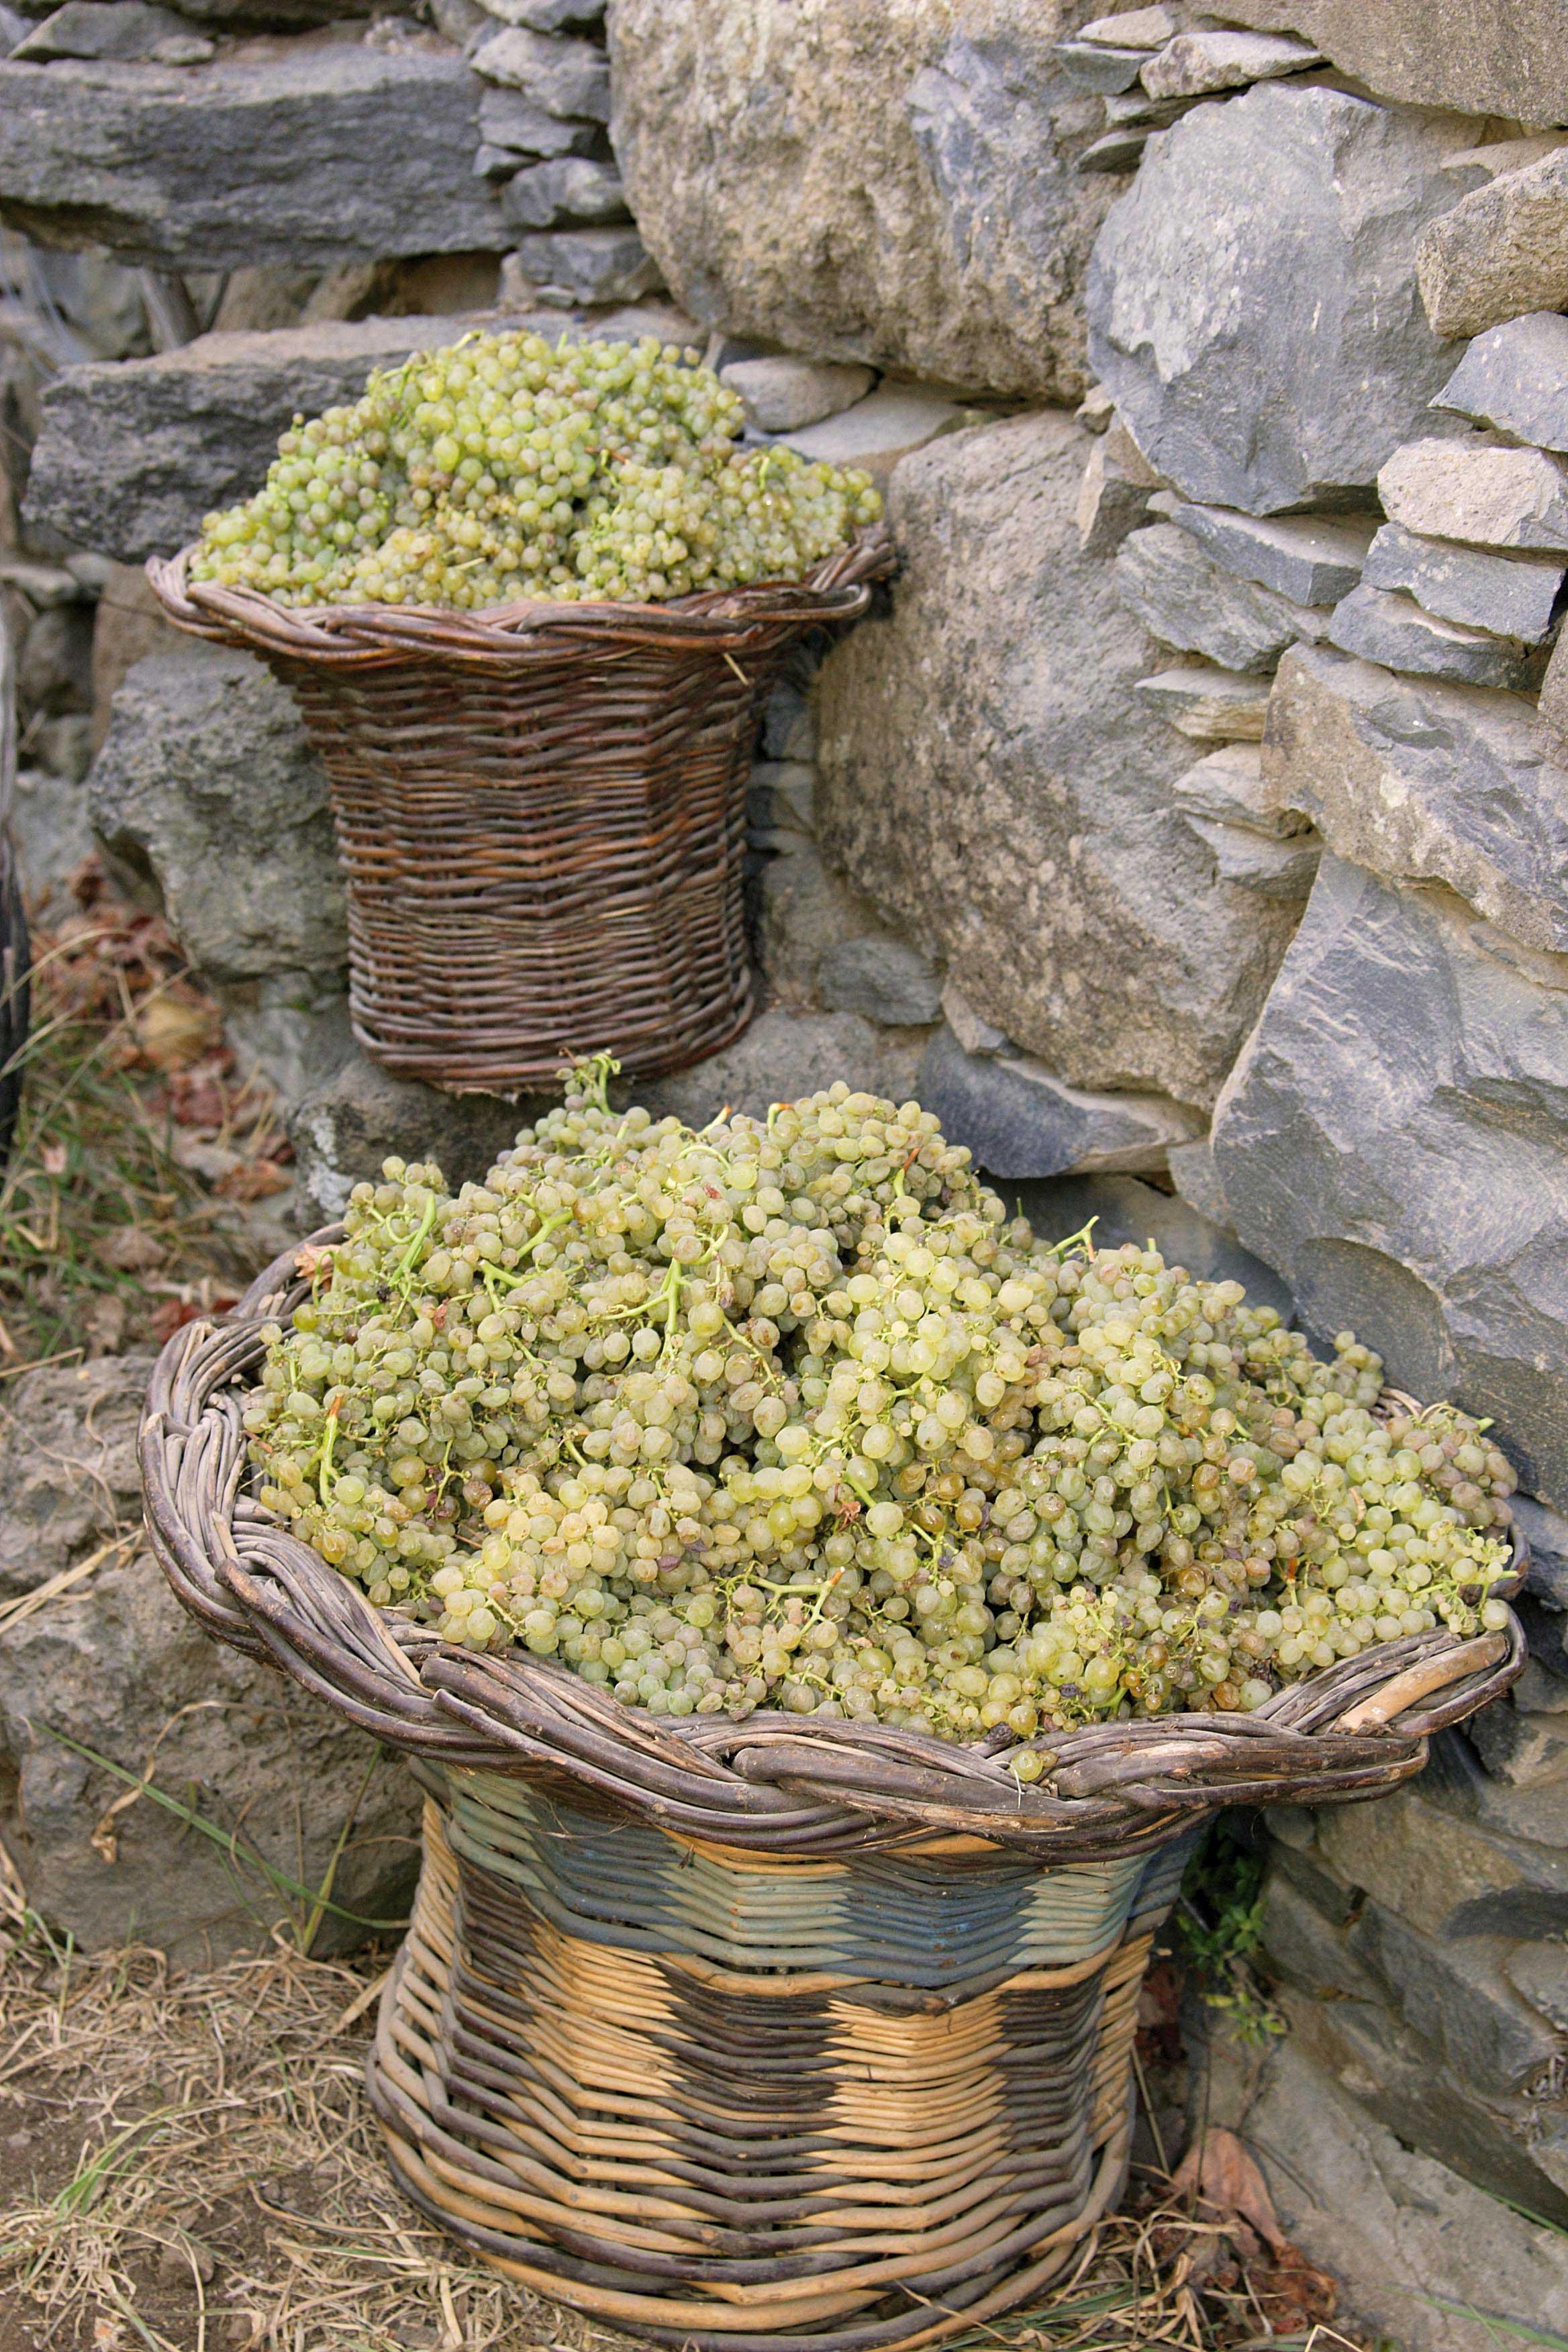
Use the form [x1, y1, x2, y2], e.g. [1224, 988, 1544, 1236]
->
[0, 45, 508, 273]
[1263, 646, 1568, 952]
[0, 1353, 420, 1965]
[24, 309, 560, 565]
[607, 0, 1118, 405]
[89, 647, 346, 983]
[1087, 83, 1484, 513]
[815, 412, 1305, 1112]
[1418, 151, 1568, 340]
[1211, 854, 1568, 1508]
[1216, 0, 1568, 127]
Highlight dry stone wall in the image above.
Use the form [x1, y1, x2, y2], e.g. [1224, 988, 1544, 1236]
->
[1, 4, 1567, 2339]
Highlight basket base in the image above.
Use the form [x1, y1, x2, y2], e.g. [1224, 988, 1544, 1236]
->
[367, 1802, 1152, 2351]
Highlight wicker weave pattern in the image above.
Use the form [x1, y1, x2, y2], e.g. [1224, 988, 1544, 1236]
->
[145, 538, 892, 1091]
[369, 1793, 1181, 2350]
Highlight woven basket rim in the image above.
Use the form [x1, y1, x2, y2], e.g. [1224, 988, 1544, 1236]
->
[138, 1227, 1526, 1862]
[144, 526, 895, 669]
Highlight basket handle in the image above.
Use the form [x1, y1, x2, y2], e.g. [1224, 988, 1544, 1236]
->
[1332, 1630, 1506, 1731]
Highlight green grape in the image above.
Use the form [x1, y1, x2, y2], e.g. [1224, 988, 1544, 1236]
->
[244, 1057, 1517, 1741]
[189, 332, 882, 610]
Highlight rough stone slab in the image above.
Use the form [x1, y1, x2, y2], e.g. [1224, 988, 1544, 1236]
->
[0, 48, 509, 273]
[1434, 309, 1568, 455]
[508, 227, 660, 305]
[23, 309, 557, 565]
[817, 937, 943, 1028]
[478, 82, 597, 154]
[1515, 1657, 1568, 1712]
[779, 385, 970, 474]
[1217, 0, 1568, 130]
[1361, 520, 1565, 643]
[1134, 665, 1271, 739]
[720, 356, 875, 434]
[1419, 148, 1568, 340]
[471, 23, 607, 113]
[609, 1, 1121, 405]
[1444, 135, 1567, 183]
[918, 1026, 1201, 1179]
[88, 648, 346, 983]
[13, 1, 202, 62]
[1265, 643, 1568, 955]
[1007, 1171, 1295, 1316]
[1512, 1493, 1568, 1610]
[1161, 501, 1375, 605]
[1507, 1943, 1568, 2030]
[1087, 83, 1487, 513]
[816, 412, 1305, 1110]
[477, 0, 603, 25]
[636, 1008, 927, 1132]
[500, 154, 626, 229]
[1349, 1902, 1563, 2091]
[1138, 28, 1320, 99]
[1052, 39, 1147, 93]
[1115, 523, 1327, 671]
[1327, 583, 1540, 689]
[1078, 6, 1177, 46]
[940, 981, 1008, 1057]
[1171, 742, 1312, 837]
[1379, 433, 1568, 552]
[1184, 814, 1322, 897]
[1075, 435, 1155, 553]
[1212, 853, 1568, 1506]
[1469, 1700, 1568, 1787]
[1075, 124, 1151, 174]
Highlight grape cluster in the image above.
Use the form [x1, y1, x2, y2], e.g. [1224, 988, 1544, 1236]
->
[189, 332, 881, 609]
[244, 1061, 1516, 1748]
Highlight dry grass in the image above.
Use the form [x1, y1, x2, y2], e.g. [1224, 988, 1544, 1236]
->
[0, 1824, 1372, 2352]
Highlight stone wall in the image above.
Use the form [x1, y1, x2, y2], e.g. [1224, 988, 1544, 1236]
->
[3, 3, 1568, 2342]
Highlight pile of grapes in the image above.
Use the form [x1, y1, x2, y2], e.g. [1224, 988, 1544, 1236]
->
[189, 330, 882, 609]
[246, 1063, 1515, 1753]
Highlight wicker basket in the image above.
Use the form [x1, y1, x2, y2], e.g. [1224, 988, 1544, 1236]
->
[144, 537, 892, 1095]
[140, 1237, 1525, 2350]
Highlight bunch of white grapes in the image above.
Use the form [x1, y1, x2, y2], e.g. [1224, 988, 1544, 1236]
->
[244, 1060, 1516, 1752]
[189, 331, 882, 609]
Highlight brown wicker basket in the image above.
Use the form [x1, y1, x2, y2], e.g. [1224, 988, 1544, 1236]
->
[144, 535, 893, 1094]
[140, 1236, 1526, 2350]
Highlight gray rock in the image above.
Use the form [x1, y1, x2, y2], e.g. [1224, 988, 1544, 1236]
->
[1379, 434, 1568, 553]
[1133, 665, 1271, 738]
[1074, 124, 1153, 174]
[940, 982, 1008, 1057]
[1087, 83, 1486, 513]
[1327, 583, 1539, 690]
[478, 0, 603, 23]
[12, 0, 191, 60]
[1469, 1700, 1568, 1787]
[1512, 1493, 1568, 1609]
[1006, 1171, 1295, 1316]
[24, 310, 542, 569]
[0, 1353, 420, 1965]
[1506, 1943, 1568, 2031]
[478, 82, 599, 155]
[1161, 501, 1376, 605]
[609, 1, 1120, 405]
[1263, 643, 1568, 953]
[719, 356, 875, 435]
[635, 1008, 928, 1130]
[1434, 311, 1568, 454]
[1514, 1657, 1568, 1713]
[0, 48, 509, 273]
[212, 970, 354, 1112]
[1054, 39, 1147, 92]
[779, 385, 970, 476]
[755, 841, 901, 1012]
[1349, 1903, 1564, 2091]
[1418, 150, 1568, 341]
[816, 412, 1306, 1110]
[508, 228, 660, 305]
[1211, 854, 1568, 1507]
[1075, 435, 1155, 554]
[817, 937, 943, 1028]
[1183, 814, 1322, 897]
[746, 758, 816, 839]
[1217, 0, 1568, 130]
[88, 648, 346, 984]
[918, 1026, 1202, 1180]
[500, 154, 626, 230]
[471, 23, 607, 114]
[1166, 1134, 1232, 1228]
[1171, 742, 1312, 837]
[1361, 521, 1565, 644]
[1310, 1778, 1568, 1941]
[1114, 524, 1327, 671]
[1138, 28, 1321, 98]
[290, 1052, 538, 1222]
[1078, 7, 1178, 45]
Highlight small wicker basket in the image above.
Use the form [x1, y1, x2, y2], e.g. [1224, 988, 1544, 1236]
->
[145, 534, 893, 1095]
[141, 1238, 1525, 2351]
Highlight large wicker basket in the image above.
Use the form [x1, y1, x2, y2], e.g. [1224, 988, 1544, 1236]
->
[145, 536, 892, 1094]
[140, 1238, 1525, 2351]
